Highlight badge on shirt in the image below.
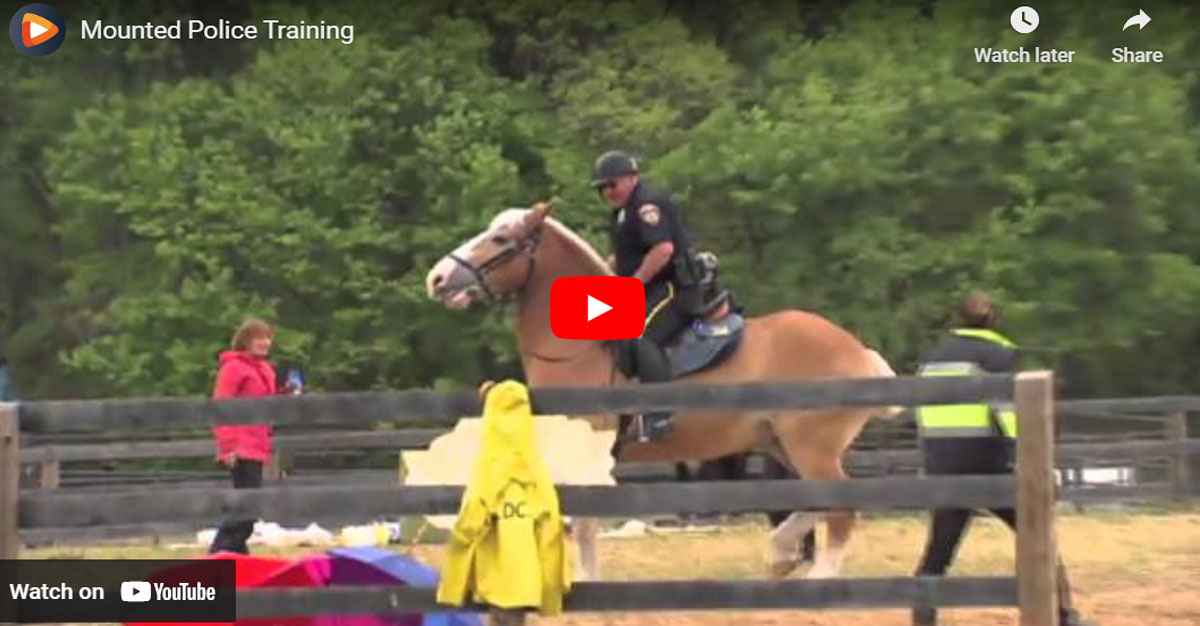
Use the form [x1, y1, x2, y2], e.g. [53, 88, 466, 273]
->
[638, 203, 660, 225]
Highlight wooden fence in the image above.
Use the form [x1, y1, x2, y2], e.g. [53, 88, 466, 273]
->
[16, 429, 1198, 497]
[15, 406, 1196, 499]
[1, 373, 1194, 625]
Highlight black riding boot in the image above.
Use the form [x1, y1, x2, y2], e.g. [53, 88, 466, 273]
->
[634, 338, 673, 441]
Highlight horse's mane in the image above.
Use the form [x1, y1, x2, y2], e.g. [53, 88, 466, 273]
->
[492, 208, 611, 275]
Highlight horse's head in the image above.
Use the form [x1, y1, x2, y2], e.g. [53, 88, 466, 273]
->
[425, 202, 553, 308]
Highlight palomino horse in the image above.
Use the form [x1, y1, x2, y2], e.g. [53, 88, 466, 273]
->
[425, 203, 899, 581]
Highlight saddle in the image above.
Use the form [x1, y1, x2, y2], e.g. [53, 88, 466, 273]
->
[666, 310, 745, 377]
[612, 301, 746, 380]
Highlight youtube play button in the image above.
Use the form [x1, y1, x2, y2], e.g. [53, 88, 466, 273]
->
[551, 276, 645, 340]
[587, 295, 612, 321]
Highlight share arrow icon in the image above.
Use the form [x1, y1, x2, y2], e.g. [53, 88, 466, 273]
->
[1122, 9, 1151, 31]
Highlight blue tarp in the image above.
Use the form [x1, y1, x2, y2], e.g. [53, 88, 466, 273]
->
[326, 547, 483, 626]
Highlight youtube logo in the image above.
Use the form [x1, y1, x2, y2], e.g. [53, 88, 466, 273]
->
[550, 276, 645, 340]
[120, 580, 152, 602]
[9, 4, 66, 57]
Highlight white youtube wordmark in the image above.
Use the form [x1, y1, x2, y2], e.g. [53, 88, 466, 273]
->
[586, 295, 612, 322]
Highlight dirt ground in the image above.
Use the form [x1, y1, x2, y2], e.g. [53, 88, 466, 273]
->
[30, 508, 1200, 626]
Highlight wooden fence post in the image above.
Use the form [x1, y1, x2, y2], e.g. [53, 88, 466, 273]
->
[1, 403, 19, 559]
[1167, 411, 1191, 498]
[1015, 371, 1057, 626]
[39, 458, 60, 490]
[265, 449, 284, 481]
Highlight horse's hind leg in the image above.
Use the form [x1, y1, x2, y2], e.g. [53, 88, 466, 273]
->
[804, 463, 854, 579]
[767, 511, 819, 578]
[774, 411, 865, 580]
[762, 446, 818, 578]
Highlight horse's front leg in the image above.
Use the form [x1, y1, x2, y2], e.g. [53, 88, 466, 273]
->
[570, 516, 601, 580]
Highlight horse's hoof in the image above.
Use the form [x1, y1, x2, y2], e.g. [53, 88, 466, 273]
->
[804, 563, 839, 579]
[767, 558, 800, 579]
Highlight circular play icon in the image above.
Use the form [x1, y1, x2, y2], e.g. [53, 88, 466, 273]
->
[10, 4, 66, 57]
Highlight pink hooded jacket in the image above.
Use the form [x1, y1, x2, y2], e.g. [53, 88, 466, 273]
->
[211, 350, 276, 462]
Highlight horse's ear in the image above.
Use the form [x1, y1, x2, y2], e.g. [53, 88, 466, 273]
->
[527, 200, 555, 226]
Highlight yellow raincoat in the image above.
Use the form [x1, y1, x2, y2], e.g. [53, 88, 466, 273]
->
[436, 380, 572, 615]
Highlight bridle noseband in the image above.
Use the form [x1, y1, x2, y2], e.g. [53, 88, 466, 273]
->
[446, 225, 543, 305]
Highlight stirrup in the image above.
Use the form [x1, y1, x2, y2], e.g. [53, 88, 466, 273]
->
[635, 414, 673, 442]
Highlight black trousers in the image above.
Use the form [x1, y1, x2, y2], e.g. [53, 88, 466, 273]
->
[914, 439, 1077, 624]
[642, 282, 690, 348]
[618, 282, 690, 438]
[207, 459, 263, 554]
[631, 281, 690, 387]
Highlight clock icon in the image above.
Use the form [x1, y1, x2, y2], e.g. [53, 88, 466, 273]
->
[1011, 6, 1039, 34]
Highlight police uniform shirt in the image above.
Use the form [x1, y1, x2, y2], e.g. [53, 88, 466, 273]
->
[609, 184, 692, 283]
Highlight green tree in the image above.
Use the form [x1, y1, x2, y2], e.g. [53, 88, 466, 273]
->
[46, 19, 558, 396]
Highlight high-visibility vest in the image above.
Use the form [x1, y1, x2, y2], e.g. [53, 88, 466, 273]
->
[915, 329, 1018, 439]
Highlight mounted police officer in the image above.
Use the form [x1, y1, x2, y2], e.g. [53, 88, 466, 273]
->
[592, 150, 708, 442]
[911, 291, 1091, 626]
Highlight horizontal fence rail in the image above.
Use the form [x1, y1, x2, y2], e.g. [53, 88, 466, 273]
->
[843, 439, 1200, 468]
[1057, 396, 1200, 416]
[237, 577, 1019, 616]
[17, 429, 444, 463]
[16, 375, 1018, 434]
[16, 483, 1170, 546]
[19, 476, 1019, 530]
[13, 485, 1170, 547]
[19, 431, 1200, 466]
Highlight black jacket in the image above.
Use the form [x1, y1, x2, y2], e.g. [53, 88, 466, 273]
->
[920, 327, 1019, 474]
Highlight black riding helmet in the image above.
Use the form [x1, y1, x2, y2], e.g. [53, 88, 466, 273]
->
[591, 150, 639, 189]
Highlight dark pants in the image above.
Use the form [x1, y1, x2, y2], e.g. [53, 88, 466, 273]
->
[913, 439, 1079, 625]
[208, 459, 263, 554]
[628, 282, 690, 439]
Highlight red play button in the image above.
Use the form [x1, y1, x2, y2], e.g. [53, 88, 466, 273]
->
[550, 276, 645, 340]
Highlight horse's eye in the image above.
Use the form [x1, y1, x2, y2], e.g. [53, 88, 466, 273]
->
[491, 235, 510, 245]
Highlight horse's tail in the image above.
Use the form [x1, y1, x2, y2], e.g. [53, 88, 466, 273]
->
[865, 348, 905, 420]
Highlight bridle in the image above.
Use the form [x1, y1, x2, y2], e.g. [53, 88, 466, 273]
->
[445, 219, 621, 372]
[446, 223, 544, 305]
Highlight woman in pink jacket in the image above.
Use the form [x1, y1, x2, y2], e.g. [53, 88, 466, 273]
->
[208, 317, 279, 554]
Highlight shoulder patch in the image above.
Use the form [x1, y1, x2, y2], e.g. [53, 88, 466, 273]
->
[638, 203, 660, 225]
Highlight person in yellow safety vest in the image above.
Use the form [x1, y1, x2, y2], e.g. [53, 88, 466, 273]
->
[437, 380, 572, 617]
[911, 292, 1092, 626]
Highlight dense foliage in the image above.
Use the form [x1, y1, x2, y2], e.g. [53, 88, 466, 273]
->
[3, 0, 1199, 399]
